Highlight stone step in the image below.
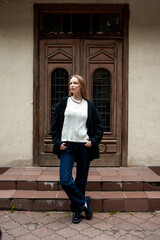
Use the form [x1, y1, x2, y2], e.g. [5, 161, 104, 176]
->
[0, 167, 160, 191]
[0, 190, 160, 212]
[1, 178, 160, 191]
[0, 167, 160, 212]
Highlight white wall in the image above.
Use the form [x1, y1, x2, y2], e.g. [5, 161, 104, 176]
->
[128, 0, 160, 166]
[0, 0, 33, 166]
[0, 0, 160, 166]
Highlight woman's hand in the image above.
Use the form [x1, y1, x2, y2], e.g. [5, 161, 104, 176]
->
[85, 139, 92, 147]
[60, 143, 67, 151]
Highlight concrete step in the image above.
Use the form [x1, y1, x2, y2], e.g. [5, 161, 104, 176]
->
[0, 189, 160, 212]
[0, 167, 160, 191]
[0, 167, 160, 212]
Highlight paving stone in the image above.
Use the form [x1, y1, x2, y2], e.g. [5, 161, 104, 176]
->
[94, 212, 110, 220]
[104, 216, 123, 226]
[115, 212, 133, 220]
[69, 221, 89, 231]
[49, 212, 69, 220]
[126, 215, 146, 225]
[47, 221, 67, 231]
[24, 222, 43, 231]
[119, 234, 140, 240]
[68, 233, 90, 240]
[16, 233, 40, 240]
[32, 226, 53, 238]
[0, 231, 15, 240]
[135, 212, 154, 220]
[0, 210, 160, 240]
[7, 226, 30, 238]
[119, 229, 128, 236]
[82, 216, 100, 226]
[36, 215, 53, 225]
[81, 226, 102, 238]
[155, 211, 160, 217]
[59, 215, 73, 224]
[130, 229, 146, 239]
[1, 220, 20, 230]
[0, 213, 14, 224]
[13, 214, 37, 225]
[146, 234, 160, 240]
[116, 221, 136, 231]
[140, 221, 159, 231]
[92, 234, 116, 240]
[41, 234, 65, 240]
[149, 228, 160, 235]
[93, 221, 113, 230]
[148, 216, 160, 226]
[26, 211, 44, 220]
[56, 227, 79, 238]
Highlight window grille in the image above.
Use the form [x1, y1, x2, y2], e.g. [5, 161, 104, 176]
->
[51, 68, 68, 122]
[93, 69, 111, 132]
[41, 13, 121, 35]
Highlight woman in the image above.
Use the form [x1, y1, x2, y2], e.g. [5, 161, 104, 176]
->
[51, 75, 104, 224]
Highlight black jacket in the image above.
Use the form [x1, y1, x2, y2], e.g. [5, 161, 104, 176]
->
[51, 97, 104, 161]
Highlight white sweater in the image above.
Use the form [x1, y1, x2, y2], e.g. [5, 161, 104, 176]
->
[61, 97, 89, 142]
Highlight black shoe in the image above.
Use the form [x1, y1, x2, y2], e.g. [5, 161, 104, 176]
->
[72, 212, 82, 224]
[84, 196, 93, 220]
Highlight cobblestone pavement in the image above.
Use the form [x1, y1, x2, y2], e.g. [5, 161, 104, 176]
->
[0, 210, 160, 240]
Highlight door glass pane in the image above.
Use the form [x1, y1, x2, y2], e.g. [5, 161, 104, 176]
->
[51, 68, 68, 122]
[43, 13, 61, 33]
[93, 69, 110, 132]
[72, 14, 90, 33]
[100, 14, 120, 33]
[41, 13, 121, 35]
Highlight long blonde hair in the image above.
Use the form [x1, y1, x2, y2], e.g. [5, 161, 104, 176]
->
[68, 75, 88, 99]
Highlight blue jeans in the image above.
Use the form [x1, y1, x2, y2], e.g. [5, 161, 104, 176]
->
[60, 142, 90, 213]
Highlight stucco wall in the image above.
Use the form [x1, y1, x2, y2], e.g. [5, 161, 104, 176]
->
[0, 0, 33, 166]
[0, 0, 160, 166]
[128, 0, 160, 166]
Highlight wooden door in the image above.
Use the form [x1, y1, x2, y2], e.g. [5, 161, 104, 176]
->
[39, 39, 122, 166]
[39, 39, 80, 165]
[82, 40, 122, 166]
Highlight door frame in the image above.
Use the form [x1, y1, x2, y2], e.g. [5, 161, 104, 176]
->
[33, 4, 129, 166]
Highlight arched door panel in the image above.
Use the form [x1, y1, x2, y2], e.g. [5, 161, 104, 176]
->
[39, 39, 122, 166]
[39, 39, 80, 165]
[82, 39, 122, 166]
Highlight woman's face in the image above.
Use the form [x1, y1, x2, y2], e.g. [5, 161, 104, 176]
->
[69, 77, 81, 96]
